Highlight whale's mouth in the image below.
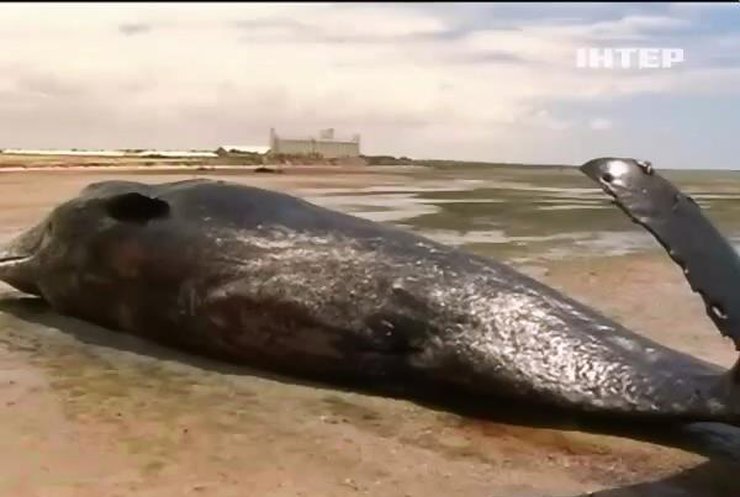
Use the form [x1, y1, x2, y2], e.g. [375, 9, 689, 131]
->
[0, 225, 46, 296]
[0, 248, 38, 295]
[0, 222, 47, 276]
[0, 253, 33, 268]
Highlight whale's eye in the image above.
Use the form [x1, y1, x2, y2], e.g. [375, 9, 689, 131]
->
[710, 303, 728, 321]
[602, 172, 614, 183]
[106, 193, 170, 225]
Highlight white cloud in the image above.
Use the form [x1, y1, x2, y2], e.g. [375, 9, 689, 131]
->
[589, 118, 613, 131]
[0, 3, 737, 165]
[668, 2, 740, 13]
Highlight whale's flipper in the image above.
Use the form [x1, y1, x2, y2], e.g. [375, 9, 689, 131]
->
[580, 157, 740, 350]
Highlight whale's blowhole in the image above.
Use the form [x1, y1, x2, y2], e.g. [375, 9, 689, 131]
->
[105, 193, 170, 225]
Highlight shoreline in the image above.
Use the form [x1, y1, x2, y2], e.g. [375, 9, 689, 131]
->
[0, 163, 426, 174]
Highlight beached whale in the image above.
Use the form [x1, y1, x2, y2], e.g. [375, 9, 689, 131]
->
[1, 158, 739, 422]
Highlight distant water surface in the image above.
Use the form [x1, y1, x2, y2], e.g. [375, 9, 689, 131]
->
[300, 164, 740, 264]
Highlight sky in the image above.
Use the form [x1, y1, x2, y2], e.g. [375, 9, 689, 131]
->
[1, 2, 739, 168]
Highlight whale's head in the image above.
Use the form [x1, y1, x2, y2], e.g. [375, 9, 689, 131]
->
[0, 184, 171, 297]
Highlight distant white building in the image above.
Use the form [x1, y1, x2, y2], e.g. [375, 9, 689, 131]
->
[220, 145, 271, 155]
[0, 148, 218, 158]
[269, 128, 361, 158]
[131, 150, 218, 158]
[1, 148, 127, 157]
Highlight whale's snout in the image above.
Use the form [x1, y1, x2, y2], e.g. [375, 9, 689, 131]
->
[0, 222, 47, 295]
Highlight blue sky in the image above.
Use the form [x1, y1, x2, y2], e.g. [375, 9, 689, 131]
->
[0, 2, 739, 168]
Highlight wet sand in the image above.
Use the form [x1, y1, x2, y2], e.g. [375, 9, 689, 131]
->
[1, 166, 739, 497]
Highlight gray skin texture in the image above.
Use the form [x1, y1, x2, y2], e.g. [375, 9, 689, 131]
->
[0, 165, 738, 423]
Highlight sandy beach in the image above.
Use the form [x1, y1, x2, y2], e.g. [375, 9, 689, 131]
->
[1, 162, 739, 497]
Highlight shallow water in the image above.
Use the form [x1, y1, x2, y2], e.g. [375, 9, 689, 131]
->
[296, 165, 740, 264]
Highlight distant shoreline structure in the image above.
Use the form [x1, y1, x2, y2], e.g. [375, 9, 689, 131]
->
[0, 147, 578, 170]
[0, 148, 219, 158]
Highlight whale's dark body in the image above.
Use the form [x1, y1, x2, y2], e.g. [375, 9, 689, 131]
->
[1, 158, 739, 422]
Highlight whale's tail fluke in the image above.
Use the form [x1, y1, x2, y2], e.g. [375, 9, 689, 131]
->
[580, 157, 740, 352]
